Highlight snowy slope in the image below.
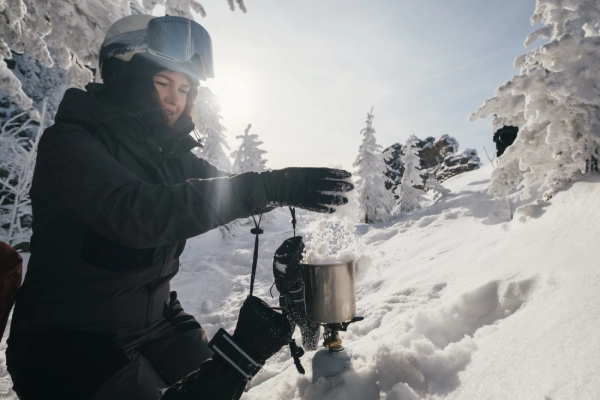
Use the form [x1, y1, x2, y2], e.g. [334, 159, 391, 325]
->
[1, 164, 599, 399]
[172, 163, 600, 400]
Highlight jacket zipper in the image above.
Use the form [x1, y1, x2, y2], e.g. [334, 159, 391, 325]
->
[146, 147, 176, 326]
[160, 149, 176, 185]
[122, 114, 184, 327]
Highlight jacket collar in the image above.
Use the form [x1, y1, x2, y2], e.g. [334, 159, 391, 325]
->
[54, 83, 201, 159]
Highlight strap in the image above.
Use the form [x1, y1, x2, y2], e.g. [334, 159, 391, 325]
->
[249, 212, 263, 297]
[289, 341, 306, 374]
[246, 207, 306, 375]
[289, 206, 296, 236]
[208, 328, 263, 380]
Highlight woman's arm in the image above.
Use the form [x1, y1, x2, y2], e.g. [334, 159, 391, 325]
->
[186, 153, 232, 179]
[31, 124, 268, 249]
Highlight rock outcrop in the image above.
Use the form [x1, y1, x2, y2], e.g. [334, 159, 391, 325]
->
[384, 134, 481, 192]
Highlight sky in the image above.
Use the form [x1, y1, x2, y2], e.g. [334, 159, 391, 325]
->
[161, 0, 544, 171]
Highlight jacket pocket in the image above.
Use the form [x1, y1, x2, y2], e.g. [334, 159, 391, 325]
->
[81, 229, 156, 271]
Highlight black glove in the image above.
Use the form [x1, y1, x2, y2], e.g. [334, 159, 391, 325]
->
[260, 167, 354, 213]
[160, 296, 293, 400]
[232, 295, 293, 362]
[273, 236, 305, 294]
[273, 236, 321, 350]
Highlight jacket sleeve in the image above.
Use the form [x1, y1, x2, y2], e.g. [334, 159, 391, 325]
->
[184, 148, 278, 215]
[186, 153, 231, 179]
[31, 124, 269, 249]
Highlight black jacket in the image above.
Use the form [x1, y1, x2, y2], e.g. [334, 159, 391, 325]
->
[11, 83, 268, 336]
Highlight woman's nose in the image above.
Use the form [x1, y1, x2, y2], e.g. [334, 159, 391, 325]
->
[165, 86, 178, 104]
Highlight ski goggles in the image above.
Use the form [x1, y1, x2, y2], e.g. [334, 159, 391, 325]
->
[100, 16, 214, 79]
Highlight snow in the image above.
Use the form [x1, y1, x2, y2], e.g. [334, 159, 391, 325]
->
[2, 164, 600, 399]
[302, 187, 363, 265]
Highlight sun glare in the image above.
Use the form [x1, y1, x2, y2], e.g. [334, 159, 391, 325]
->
[206, 71, 251, 118]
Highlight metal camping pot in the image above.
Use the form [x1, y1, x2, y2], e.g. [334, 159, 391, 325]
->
[302, 261, 356, 324]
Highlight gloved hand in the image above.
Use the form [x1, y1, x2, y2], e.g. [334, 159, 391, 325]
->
[273, 236, 305, 294]
[232, 295, 293, 363]
[272, 236, 321, 351]
[260, 167, 354, 213]
[160, 296, 293, 400]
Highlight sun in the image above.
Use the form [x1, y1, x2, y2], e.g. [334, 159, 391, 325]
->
[205, 70, 251, 118]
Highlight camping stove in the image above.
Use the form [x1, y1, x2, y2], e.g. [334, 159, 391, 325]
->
[302, 260, 363, 352]
[322, 319, 364, 352]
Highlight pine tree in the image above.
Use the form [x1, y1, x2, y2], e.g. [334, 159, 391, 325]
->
[470, 0, 600, 198]
[192, 87, 232, 172]
[231, 124, 268, 174]
[224, 124, 269, 238]
[395, 135, 425, 213]
[353, 108, 395, 223]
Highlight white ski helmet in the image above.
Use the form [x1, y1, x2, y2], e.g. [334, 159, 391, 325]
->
[99, 14, 214, 81]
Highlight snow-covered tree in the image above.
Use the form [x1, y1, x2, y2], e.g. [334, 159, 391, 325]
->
[0, 49, 69, 136]
[0, 0, 247, 116]
[231, 124, 268, 174]
[395, 135, 425, 213]
[425, 177, 451, 201]
[470, 0, 600, 198]
[0, 101, 46, 249]
[223, 123, 269, 238]
[192, 87, 232, 172]
[353, 108, 395, 223]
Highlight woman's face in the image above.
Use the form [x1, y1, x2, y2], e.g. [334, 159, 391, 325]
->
[152, 70, 191, 126]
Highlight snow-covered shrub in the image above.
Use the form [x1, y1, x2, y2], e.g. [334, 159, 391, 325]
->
[353, 108, 395, 224]
[0, 101, 46, 249]
[425, 177, 451, 201]
[395, 135, 426, 213]
[192, 86, 232, 172]
[470, 0, 600, 198]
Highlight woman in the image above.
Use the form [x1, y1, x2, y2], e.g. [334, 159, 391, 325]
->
[6, 15, 353, 400]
